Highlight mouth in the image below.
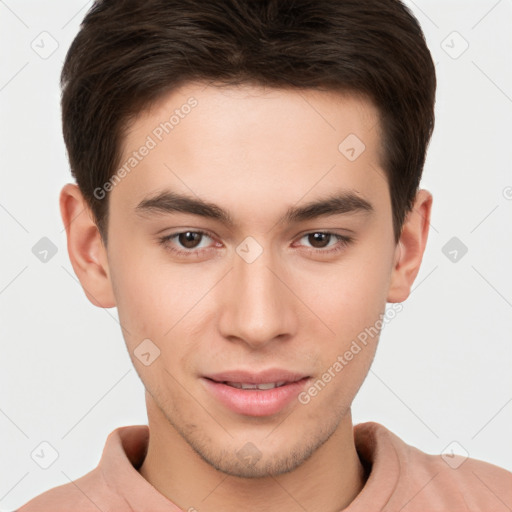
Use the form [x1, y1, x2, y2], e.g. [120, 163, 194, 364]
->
[201, 370, 311, 416]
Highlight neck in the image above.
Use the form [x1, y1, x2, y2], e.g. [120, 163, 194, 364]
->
[139, 396, 366, 512]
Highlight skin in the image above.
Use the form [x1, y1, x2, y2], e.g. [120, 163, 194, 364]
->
[60, 82, 432, 512]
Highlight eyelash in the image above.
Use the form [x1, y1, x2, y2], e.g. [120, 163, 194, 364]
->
[157, 230, 353, 258]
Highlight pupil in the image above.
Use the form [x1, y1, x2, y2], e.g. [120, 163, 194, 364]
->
[179, 231, 201, 249]
[309, 233, 329, 248]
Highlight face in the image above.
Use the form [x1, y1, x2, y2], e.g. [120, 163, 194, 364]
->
[104, 83, 399, 477]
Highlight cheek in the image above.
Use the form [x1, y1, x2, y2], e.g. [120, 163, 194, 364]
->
[108, 243, 211, 374]
[110, 263, 200, 393]
[298, 264, 389, 409]
[108, 245, 177, 343]
[298, 250, 392, 346]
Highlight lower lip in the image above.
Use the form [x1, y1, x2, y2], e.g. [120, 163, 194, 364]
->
[202, 377, 310, 417]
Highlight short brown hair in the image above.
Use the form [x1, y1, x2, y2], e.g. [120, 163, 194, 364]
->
[60, 0, 436, 245]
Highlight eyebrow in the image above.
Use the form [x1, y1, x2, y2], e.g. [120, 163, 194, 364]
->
[135, 188, 374, 227]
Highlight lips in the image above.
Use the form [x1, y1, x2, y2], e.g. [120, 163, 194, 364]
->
[202, 369, 311, 416]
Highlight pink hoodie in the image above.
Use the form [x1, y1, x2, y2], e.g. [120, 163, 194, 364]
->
[15, 421, 512, 511]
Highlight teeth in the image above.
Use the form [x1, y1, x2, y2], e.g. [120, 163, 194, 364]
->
[225, 381, 287, 390]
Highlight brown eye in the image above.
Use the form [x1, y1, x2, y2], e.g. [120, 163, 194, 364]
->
[158, 230, 215, 256]
[295, 231, 353, 256]
[178, 231, 203, 249]
[307, 232, 332, 248]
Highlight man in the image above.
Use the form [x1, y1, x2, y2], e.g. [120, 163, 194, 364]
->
[16, 0, 512, 511]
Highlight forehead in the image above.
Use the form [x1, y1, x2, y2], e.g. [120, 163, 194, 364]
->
[128, 82, 381, 154]
[111, 82, 388, 223]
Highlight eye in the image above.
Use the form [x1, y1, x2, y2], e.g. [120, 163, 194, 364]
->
[158, 230, 218, 257]
[295, 232, 353, 255]
[158, 230, 353, 258]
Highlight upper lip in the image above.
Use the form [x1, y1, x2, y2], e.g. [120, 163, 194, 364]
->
[204, 369, 309, 384]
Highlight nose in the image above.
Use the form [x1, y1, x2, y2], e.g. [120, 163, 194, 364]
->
[217, 242, 297, 349]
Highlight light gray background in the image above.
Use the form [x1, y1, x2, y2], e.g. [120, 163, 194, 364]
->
[1, 1, 511, 510]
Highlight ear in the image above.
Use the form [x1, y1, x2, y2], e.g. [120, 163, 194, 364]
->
[59, 183, 116, 308]
[387, 189, 433, 303]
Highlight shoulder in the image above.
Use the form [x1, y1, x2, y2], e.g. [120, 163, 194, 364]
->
[405, 443, 512, 511]
[14, 467, 122, 512]
[14, 426, 144, 512]
[355, 421, 512, 511]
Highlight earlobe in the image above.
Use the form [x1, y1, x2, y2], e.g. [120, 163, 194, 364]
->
[387, 189, 433, 303]
[59, 183, 116, 308]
